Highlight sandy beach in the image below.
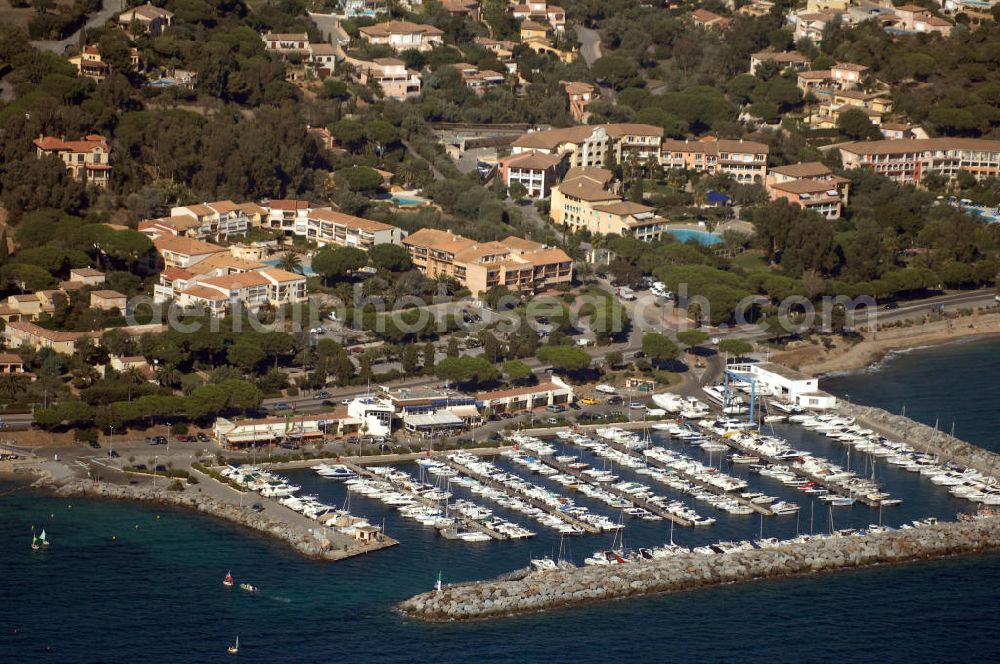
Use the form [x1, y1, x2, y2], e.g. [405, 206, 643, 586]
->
[772, 310, 1000, 376]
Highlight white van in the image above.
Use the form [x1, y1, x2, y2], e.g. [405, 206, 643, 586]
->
[595, 384, 617, 395]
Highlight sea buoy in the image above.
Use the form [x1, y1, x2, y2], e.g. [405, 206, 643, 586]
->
[112, 536, 117, 541]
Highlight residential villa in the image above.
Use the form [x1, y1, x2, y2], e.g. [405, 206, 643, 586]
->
[152, 235, 227, 269]
[117, 3, 174, 36]
[451, 63, 505, 93]
[562, 81, 597, 122]
[69, 46, 110, 81]
[174, 268, 307, 314]
[749, 51, 810, 76]
[660, 136, 769, 183]
[796, 62, 870, 96]
[402, 229, 573, 295]
[885, 4, 952, 36]
[3, 321, 98, 355]
[263, 199, 311, 236]
[473, 37, 517, 73]
[767, 163, 845, 211]
[691, 8, 732, 29]
[69, 268, 106, 286]
[347, 57, 421, 100]
[33, 134, 111, 188]
[839, 138, 1000, 185]
[510, 1, 566, 32]
[499, 151, 565, 199]
[262, 32, 311, 54]
[440, 0, 481, 20]
[306, 208, 404, 249]
[89, 290, 128, 312]
[358, 20, 444, 52]
[338, 0, 388, 17]
[511, 123, 663, 170]
[549, 167, 668, 241]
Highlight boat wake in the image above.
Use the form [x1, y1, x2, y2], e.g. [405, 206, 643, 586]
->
[268, 596, 292, 604]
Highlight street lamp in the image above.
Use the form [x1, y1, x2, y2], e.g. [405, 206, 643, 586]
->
[152, 455, 158, 489]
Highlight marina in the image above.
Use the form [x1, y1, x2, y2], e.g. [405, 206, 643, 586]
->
[583, 427, 774, 517]
[441, 453, 605, 535]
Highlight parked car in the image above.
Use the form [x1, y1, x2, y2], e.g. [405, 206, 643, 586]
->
[269, 402, 291, 411]
[309, 327, 324, 335]
[250, 503, 264, 513]
[109, 449, 120, 458]
[607, 396, 624, 405]
[633, 351, 646, 358]
[316, 391, 331, 399]
[569, 402, 581, 410]
[88, 441, 101, 449]
[882, 301, 899, 310]
[196, 432, 209, 442]
[349, 346, 365, 354]
[175, 435, 190, 442]
[154, 436, 167, 445]
[580, 397, 597, 405]
[628, 402, 645, 410]
[544, 417, 559, 424]
[155, 465, 167, 472]
[144, 436, 155, 444]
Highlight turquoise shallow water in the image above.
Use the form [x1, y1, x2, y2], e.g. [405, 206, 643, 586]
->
[3, 338, 1000, 662]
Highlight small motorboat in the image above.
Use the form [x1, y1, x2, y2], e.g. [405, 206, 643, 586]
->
[227, 636, 239, 655]
[239, 583, 258, 593]
[223, 571, 234, 588]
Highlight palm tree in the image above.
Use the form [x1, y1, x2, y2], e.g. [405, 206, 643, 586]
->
[278, 251, 303, 274]
[0, 374, 26, 402]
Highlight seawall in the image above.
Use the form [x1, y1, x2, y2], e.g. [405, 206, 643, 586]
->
[840, 403, 1000, 476]
[37, 476, 398, 561]
[398, 518, 1000, 621]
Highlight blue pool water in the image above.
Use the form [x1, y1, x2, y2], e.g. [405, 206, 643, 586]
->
[3, 338, 1000, 662]
[262, 259, 315, 276]
[666, 229, 722, 245]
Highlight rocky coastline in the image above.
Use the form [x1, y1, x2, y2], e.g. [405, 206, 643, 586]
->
[33, 474, 397, 561]
[399, 518, 1000, 621]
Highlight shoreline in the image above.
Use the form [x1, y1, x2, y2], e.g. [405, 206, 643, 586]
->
[772, 310, 1000, 376]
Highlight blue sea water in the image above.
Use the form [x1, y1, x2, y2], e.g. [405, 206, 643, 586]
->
[3, 339, 1000, 663]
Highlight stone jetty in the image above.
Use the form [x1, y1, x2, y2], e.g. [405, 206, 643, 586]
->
[36, 476, 397, 561]
[841, 403, 1000, 475]
[398, 518, 1000, 621]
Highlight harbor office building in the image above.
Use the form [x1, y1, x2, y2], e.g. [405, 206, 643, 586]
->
[729, 362, 837, 410]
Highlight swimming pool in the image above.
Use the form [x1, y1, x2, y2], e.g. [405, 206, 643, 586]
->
[390, 194, 429, 206]
[665, 229, 722, 246]
[263, 259, 316, 276]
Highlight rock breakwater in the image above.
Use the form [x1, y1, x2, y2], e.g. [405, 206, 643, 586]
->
[36, 476, 397, 561]
[399, 518, 1000, 621]
[841, 403, 1000, 475]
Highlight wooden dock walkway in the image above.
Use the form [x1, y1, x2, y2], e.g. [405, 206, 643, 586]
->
[442, 457, 603, 535]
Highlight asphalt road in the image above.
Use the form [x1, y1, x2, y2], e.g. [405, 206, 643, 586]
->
[30, 0, 121, 56]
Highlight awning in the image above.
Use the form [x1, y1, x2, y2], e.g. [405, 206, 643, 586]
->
[403, 411, 464, 428]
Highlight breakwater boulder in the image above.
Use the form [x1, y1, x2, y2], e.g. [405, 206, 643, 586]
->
[399, 518, 1000, 621]
[841, 403, 1000, 475]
